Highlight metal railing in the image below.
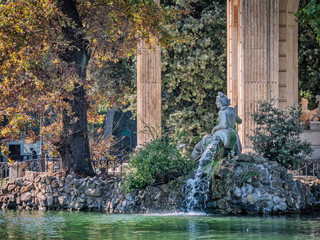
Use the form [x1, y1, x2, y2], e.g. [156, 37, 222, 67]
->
[91, 155, 127, 177]
[44, 158, 62, 174]
[0, 154, 318, 186]
[0, 155, 37, 162]
[0, 162, 9, 186]
[0, 154, 128, 186]
[289, 161, 320, 184]
[0, 158, 62, 186]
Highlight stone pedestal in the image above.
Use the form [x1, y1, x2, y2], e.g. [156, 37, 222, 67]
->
[310, 121, 320, 131]
[9, 162, 28, 183]
[300, 129, 320, 161]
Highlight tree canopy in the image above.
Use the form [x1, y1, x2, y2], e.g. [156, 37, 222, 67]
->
[297, 0, 320, 43]
[298, 0, 320, 108]
[0, 0, 171, 175]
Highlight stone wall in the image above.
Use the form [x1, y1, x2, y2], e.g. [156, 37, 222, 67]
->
[0, 171, 184, 213]
[208, 154, 320, 214]
[0, 154, 319, 214]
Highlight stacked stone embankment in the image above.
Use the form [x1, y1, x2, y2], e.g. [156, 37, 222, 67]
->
[0, 171, 183, 213]
[0, 154, 319, 214]
[209, 154, 320, 214]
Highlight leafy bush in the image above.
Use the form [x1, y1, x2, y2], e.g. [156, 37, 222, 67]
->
[249, 99, 313, 168]
[161, 0, 227, 153]
[122, 133, 195, 193]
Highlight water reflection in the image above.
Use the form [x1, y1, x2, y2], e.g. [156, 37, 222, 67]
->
[0, 210, 319, 239]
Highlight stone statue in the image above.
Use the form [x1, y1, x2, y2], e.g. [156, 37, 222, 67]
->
[299, 97, 320, 123]
[192, 92, 242, 160]
[316, 95, 320, 120]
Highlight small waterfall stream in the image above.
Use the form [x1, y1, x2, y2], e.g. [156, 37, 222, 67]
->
[184, 140, 222, 212]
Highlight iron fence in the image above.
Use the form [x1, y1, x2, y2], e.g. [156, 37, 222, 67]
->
[0, 154, 127, 187]
[91, 155, 127, 177]
[0, 153, 319, 187]
[289, 161, 320, 184]
[0, 162, 9, 186]
[0, 155, 37, 162]
[0, 154, 34, 162]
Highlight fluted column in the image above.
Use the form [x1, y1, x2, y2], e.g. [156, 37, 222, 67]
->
[136, 0, 161, 146]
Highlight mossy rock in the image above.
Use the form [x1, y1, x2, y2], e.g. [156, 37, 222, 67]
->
[160, 176, 187, 193]
[237, 154, 253, 163]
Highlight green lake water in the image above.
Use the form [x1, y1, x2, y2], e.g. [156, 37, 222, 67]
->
[0, 210, 320, 240]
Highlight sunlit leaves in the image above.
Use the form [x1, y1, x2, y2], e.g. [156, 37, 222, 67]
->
[0, 0, 67, 142]
[0, 0, 172, 158]
[81, 0, 174, 62]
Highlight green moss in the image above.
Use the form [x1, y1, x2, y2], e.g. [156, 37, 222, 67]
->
[160, 176, 187, 193]
[229, 129, 237, 155]
[210, 156, 259, 198]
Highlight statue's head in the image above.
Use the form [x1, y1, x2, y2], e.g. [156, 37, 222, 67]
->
[216, 92, 231, 108]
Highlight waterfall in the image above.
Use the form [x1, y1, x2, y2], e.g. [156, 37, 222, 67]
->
[184, 139, 222, 212]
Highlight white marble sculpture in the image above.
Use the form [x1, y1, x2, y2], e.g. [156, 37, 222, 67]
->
[192, 92, 242, 160]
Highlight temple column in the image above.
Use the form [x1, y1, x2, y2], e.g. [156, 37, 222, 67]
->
[136, 0, 161, 146]
[227, 0, 299, 150]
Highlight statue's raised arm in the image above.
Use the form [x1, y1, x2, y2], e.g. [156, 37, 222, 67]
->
[192, 92, 242, 160]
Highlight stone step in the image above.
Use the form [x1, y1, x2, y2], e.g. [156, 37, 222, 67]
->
[288, 170, 303, 175]
[293, 175, 320, 185]
[293, 175, 318, 180]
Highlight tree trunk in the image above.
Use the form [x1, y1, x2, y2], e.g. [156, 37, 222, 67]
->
[60, 85, 94, 176]
[56, 0, 95, 176]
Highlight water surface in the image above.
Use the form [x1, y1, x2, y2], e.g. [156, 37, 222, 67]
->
[0, 210, 319, 239]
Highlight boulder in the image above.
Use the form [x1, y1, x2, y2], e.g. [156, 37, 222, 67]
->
[58, 196, 70, 206]
[51, 180, 59, 189]
[85, 188, 102, 197]
[273, 202, 287, 212]
[21, 183, 34, 193]
[246, 194, 258, 205]
[7, 184, 17, 192]
[45, 175, 56, 185]
[21, 192, 32, 202]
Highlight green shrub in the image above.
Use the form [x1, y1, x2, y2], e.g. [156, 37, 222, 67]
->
[249, 99, 313, 168]
[122, 133, 196, 193]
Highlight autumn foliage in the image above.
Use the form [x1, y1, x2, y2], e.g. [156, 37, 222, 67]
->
[0, 0, 172, 175]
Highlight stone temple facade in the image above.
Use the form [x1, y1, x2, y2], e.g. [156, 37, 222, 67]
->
[227, 0, 300, 150]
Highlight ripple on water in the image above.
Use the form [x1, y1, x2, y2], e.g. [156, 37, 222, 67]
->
[142, 211, 208, 216]
[0, 210, 319, 240]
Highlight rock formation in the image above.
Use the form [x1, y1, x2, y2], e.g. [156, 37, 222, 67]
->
[1, 154, 319, 214]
